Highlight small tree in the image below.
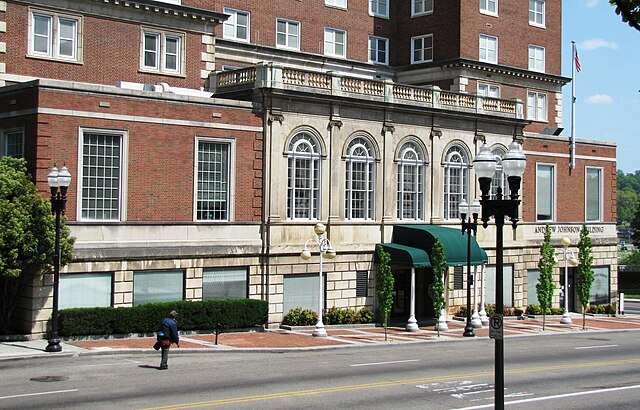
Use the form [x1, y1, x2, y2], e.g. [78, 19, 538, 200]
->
[428, 238, 447, 337]
[0, 157, 74, 333]
[631, 199, 640, 248]
[576, 225, 594, 330]
[536, 225, 556, 331]
[376, 245, 395, 341]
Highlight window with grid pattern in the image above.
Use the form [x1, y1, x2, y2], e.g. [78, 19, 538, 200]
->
[479, 34, 498, 63]
[203, 268, 247, 300]
[223, 8, 250, 41]
[29, 10, 81, 61]
[528, 45, 545, 72]
[368, 36, 389, 65]
[80, 131, 122, 221]
[412, 0, 433, 15]
[326, 0, 347, 8]
[370, 0, 388, 17]
[1, 129, 25, 158]
[133, 270, 183, 306]
[527, 91, 547, 121]
[142, 30, 182, 74]
[397, 141, 425, 220]
[197, 141, 230, 221]
[478, 83, 500, 98]
[443, 145, 468, 220]
[529, 0, 545, 27]
[345, 137, 375, 220]
[480, 0, 498, 15]
[277, 19, 300, 50]
[324, 28, 346, 57]
[287, 132, 321, 220]
[411, 34, 433, 63]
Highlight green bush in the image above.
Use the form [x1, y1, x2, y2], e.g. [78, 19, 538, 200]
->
[526, 304, 543, 315]
[485, 304, 496, 314]
[587, 304, 615, 314]
[282, 307, 318, 326]
[58, 299, 268, 337]
[283, 307, 375, 326]
[550, 307, 564, 315]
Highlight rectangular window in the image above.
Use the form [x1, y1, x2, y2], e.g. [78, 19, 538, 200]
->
[326, 0, 347, 8]
[411, 34, 433, 64]
[80, 130, 123, 221]
[485, 264, 514, 307]
[141, 29, 183, 74]
[527, 91, 547, 121]
[356, 271, 368, 297]
[479, 34, 498, 64]
[1, 128, 25, 158]
[528, 45, 545, 72]
[527, 269, 540, 306]
[368, 36, 389, 65]
[412, 0, 433, 16]
[529, 0, 545, 27]
[480, 0, 498, 15]
[202, 268, 247, 300]
[370, 0, 388, 17]
[223, 8, 250, 41]
[590, 266, 610, 305]
[276, 19, 300, 50]
[586, 167, 602, 222]
[196, 140, 231, 221]
[283, 274, 322, 314]
[536, 164, 555, 221]
[133, 271, 184, 306]
[29, 10, 81, 61]
[324, 28, 346, 58]
[60, 273, 112, 309]
[478, 83, 499, 98]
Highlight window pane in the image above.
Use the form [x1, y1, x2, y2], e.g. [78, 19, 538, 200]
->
[537, 165, 553, 221]
[586, 168, 601, 221]
[81, 132, 121, 220]
[60, 273, 112, 309]
[197, 141, 229, 221]
[144, 34, 159, 68]
[283, 274, 320, 313]
[58, 18, 77, 58]
[485, 265, 514, 307]
[590, 267, 609, 304]
[165, 36, 179, 71]
[33, 14, 51, 54]
[133, 271, 183, 306]
[203, 268, 247, 300]
[527, 269, 541, 306]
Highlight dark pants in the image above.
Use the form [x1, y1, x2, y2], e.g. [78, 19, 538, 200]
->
[160, 344, 170, 368]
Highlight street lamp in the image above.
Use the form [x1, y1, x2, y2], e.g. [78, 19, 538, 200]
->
[45, 165, 71, 353]
[560, 237, 579, 324]
[473, 140, 526, 410]
[300, 223, 336, 337]
[459, 198, 481, 337]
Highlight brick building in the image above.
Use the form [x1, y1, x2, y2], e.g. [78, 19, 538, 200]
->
[0, 0, 617, 335]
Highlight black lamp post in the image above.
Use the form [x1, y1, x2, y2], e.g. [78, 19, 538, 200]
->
[473, 140, 526, 410]
[45, 165, 71, 353]
[459, 199, 481, 337]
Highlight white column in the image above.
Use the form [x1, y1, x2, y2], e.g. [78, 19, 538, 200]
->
[406, 267, 419, 332]
[472, 265, 482, 328]
[479, 264, 489, 326]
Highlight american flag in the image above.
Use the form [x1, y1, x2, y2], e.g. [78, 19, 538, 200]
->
[575, 50, 581, 73]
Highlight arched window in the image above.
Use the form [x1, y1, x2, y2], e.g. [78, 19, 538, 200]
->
[287, 131, 321, 220]
[443, 144, 469, 220]
[397, 141, 426, 220]
[491, 146, 508, 198]
[345, 136, 376, 220]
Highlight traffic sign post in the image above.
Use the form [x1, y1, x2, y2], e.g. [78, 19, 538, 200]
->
[489, 313, 503, 340]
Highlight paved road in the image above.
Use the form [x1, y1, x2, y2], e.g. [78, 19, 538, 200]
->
[1, 330, 639, 409]
[622, 299, 640, 315]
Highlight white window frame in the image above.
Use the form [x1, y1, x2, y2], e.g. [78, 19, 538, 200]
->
[370, 0, 389, 17]
[286, 131, 322, 221]
[60, 273, 113, 309]
[528, 45, 545, 73]
[536, 163, 555, 222]
[397, 141, 426, 221]
[527, 91, 547, 121]
[276, 18, 300, 50]
[324, 28, 347, 58]
[202, 267, 248, 300]
[325, 0, 347, 9]
[368, 36, 389, 65]
[480, 0, 498, 16]
[141, 28, 184, 75]
[411, 34, 433, 64]
[1, 128, 25, 158]
[585, 167, 603, 222]
[529, 0, 546, 27]
[478, 83, 500, 98]
[443, 144, 469, 220]
[223, 8, 250, 42]
[412, 0, 434, 16]
[479, 34, 498, 64]
[194, 137, 235, 222]
[345, 136, 376, 220]
[77, 128, 128, 222]
[28, 9, 82, 62]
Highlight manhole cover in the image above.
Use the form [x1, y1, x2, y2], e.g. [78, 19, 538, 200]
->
[30, 376, 69, 382]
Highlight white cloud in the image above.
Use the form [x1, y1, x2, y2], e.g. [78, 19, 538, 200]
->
[585, 0, 599, 8]
[580, 38, 619, 50]
[586, 94, 614, 104]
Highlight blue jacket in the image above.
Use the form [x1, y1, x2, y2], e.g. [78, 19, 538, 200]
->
[159, 317, 179, 343]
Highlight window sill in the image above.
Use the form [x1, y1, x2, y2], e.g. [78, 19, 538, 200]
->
[138, 69, 186, 79]
[26, 54, 83, 65]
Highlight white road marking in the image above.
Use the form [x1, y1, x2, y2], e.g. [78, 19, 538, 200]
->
[0, 389, 78, 400]
[350, 359, 420, 367]
[574, 344, 618, 350]
[456, 383, 640, 409]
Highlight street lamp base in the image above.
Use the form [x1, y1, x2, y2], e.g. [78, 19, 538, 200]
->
[45, 337, 62, 352]
[560, 312, 572, 324]
[406, 316, 419, 332]
[463, 324, 475, 337]
[471, 312, 482, 328]
[312, 323, 328, 337]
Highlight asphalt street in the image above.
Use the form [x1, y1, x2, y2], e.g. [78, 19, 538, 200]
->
[622, 299, 640, 315]
[1, 329, 639, 409]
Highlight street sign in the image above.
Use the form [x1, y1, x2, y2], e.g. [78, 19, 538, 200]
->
[489, 313, 503, 340]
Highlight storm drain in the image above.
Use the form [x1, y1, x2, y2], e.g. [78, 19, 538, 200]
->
[30, 376, 69, 382]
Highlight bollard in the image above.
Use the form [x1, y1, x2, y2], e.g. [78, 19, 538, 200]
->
[620, 293, 625, 316]
[214, 322, 223, 345]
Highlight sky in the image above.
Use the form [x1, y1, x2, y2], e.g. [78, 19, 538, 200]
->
[562, 1, 640, 174]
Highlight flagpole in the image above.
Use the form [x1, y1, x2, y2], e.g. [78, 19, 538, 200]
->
[570, 41, 576, 170]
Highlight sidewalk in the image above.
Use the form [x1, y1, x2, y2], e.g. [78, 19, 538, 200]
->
[2, 314, 640, 361]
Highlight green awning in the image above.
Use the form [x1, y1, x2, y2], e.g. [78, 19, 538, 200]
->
[379, 224, 488, 267]
[377, 243, 431, 267]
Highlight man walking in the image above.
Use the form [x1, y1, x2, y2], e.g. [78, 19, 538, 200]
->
[158, 310, 179, 370]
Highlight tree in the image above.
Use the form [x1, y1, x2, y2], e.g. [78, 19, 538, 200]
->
[610, 1, 640, 31]
[536, 225, 556, 331]
[428, 238, 447, 337]
[576, 225, 594, 330]
[617, 190, 638, 226]
[0, 157, 74, 334]
[376, 245, 395, 341]
[632, 199, 640, 247]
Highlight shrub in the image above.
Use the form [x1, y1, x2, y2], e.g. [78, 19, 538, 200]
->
[282, 307, 317, 326]
[550, 307, 564, 315]
[355, 307, 374, 324]
[457, 306, 467, 317]
[588, 304, 614, 315]
[526, 304, 543, 315]
[283, 307, 375, 326]
[485, 304, 496, 315]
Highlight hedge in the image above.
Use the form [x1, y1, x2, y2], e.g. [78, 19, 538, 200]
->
[58, 299, 268, 337]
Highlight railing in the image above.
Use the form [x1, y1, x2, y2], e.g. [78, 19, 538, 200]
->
[210, 63, 523, 119]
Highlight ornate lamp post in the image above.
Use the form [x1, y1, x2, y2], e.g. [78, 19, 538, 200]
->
[560, 237, 579, 324]
[459, 198, 481, 337]
[473, 140, 526, 410]
[46, 165, 71, 353]
[300, 223, 336, 337]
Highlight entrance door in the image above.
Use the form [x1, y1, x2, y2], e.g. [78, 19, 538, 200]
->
[559, 267, 576, 312]
[390, 267, 434, 322]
